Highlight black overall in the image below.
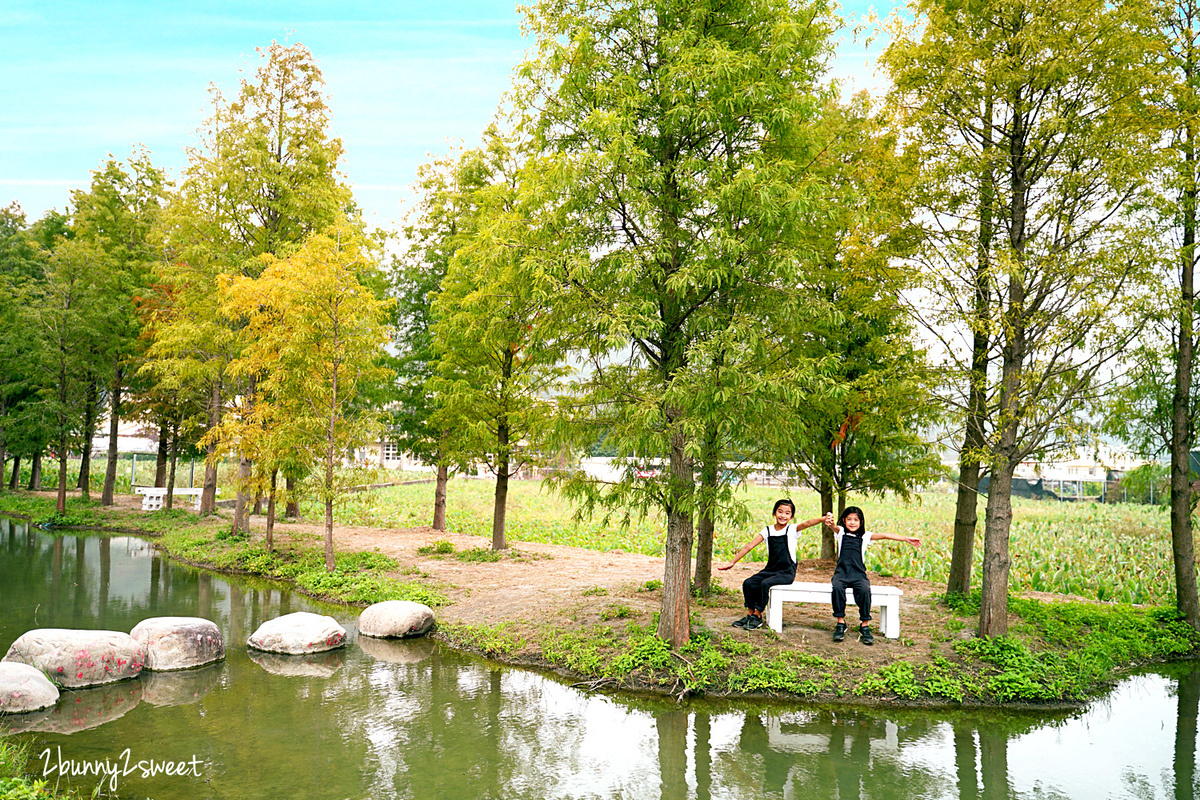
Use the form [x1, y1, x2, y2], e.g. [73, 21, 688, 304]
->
[832, 532, 872, 622]
[742, 525, 797, 612]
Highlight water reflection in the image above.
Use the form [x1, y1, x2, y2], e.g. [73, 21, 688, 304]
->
[1, 517, 1199, 799]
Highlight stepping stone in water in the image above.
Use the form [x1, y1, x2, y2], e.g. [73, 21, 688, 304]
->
[247, 612, 347, 654]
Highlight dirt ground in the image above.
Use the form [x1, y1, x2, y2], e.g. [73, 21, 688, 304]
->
[262, 513, 954, 668]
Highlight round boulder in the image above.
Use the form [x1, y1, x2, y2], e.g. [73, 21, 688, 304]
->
[130, 616, 225, 671]
[247, 612, 347, 654]
[4, 629, 144, 688]
[358, 601, 435, 639]
[0, 662, 59, 714]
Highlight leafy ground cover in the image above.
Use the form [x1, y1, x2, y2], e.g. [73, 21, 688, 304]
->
[0, 738, 69, 800]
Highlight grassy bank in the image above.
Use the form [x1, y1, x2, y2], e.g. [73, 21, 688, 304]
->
[2, 485, 1197, 706]
[438, 589, 1199, 705]
[0, 738, 70, 800]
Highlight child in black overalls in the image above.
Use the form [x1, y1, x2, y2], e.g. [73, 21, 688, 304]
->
[830, 505, 920, 644]
[717, 499, 833, 630]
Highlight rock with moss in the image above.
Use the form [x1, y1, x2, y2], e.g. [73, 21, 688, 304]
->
[131, 616, 225, 671]
[247, 612, 347, 654]
[0, 661, 59, 714]
[358, 601, 435, 639]
[3, 629, 144, 688]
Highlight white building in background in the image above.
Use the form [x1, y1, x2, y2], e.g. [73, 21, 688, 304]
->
[89, 420, 159, 457]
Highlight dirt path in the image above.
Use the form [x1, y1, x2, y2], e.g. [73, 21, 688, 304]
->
[264, 515, 948, 667]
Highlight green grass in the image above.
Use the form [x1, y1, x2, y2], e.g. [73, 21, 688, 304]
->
[0, 738, 72, 800]
[158, 523, 447, 607]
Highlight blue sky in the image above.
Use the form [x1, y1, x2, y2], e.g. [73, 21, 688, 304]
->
[0, 0, 895, 228]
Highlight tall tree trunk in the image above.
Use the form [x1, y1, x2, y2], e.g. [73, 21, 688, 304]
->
[324, 371, 338, 572]
[101, 364, 123, 505]
[154, 417, 169, 487]
[28, 453, 41, 490]
[949, 93, 995, 598]
[492, 419, 510, 550]
[233, 454, 251, 537]
[285, 474, 299, 518]
[818, 478, 835, 559]
[979, 93, 1030, 639]
[324, 493, 336, 571]
[657, 417, 694, 649]
[693, 425, 719, 594]
[266, 468, 278, 552]
[56, 439, 69, 514]
[165, 420, 179, 512]
[433, 462, 448, 530]
[980, 462, 1014, 638]
[1172, 113, 1200, 631]
[77, 379, 99, 500]
[6, 456, 18, 491]
[200, 381, 221, 516]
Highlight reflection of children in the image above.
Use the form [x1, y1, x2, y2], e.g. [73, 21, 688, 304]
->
[830, 505, 920, 645]
[718, 500, 833, 630]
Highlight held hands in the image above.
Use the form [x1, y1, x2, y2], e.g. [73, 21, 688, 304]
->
[822, 512, 835, 527]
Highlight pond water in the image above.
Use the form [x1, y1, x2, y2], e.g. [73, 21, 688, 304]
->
[0, 517, 1197, 799]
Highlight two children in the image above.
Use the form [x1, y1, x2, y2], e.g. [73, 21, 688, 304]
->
[723, 501, 920, 644]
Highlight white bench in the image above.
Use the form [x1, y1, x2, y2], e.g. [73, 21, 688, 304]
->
[766, 581, 903, 638]
[133, 486, 211, 512]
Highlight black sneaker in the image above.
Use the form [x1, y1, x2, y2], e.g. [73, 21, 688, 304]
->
[745, 616, 763, 630]
[859, 625, 875, 645]
[732, 615, 751, 629]
[833, 622, 847, 642]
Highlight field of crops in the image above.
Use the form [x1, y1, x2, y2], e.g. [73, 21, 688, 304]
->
[316, 477, 1177, 607]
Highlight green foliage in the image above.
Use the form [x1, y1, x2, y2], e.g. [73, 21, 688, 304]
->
[581, 586, 608, 596]
[542, 628, 606, 676]
[158, 523, 446, 607]
[599, 604, 633, 620]
[606, 627, 674, 676]
[417, 539, 455, 556]
[0, 739, 63, 800]
[638, 580, 663, 592]
[440, 622, 525, 658]
[454, 547, 501, 563]
[728, 653, 830, 697]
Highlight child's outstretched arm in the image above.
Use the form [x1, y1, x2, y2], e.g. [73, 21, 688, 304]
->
[870, 531, 921, 548]
[795, 512, 834, 530]
[717, 533, 765, 570]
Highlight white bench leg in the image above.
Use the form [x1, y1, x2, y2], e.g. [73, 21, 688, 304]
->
[767, 592, 783, 633]
[881, 600, 899, 639]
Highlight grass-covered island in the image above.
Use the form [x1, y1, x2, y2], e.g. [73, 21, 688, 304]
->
[2, 480, 1197, 715]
